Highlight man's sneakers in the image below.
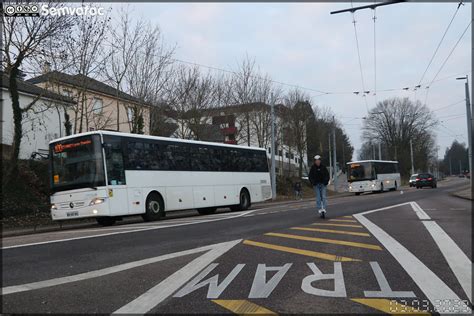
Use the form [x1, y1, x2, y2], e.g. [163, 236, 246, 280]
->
[318, 208, 327, 219]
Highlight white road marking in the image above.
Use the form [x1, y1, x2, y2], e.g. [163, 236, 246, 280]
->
[364, 262, 415, 298]
[2, 239, 240, 295]
[354, 205, 471, 313]
[1, 210, 256, 250]
[421, 219, 472, 304]
[249, 263, 292, 298]
[410, 202, 431, 220]
[113, 239, 241, 314]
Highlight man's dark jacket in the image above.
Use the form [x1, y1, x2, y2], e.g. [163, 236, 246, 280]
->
[309, 163, 330, 186]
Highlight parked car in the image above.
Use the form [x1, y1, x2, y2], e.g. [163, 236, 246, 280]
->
[409, 174, 418, 187]
[415, 173, 437, 189]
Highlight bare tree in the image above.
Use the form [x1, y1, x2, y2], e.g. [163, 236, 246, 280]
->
[63, 4, 111, 133]
[126, 23, 175, 134]
[106, 6, 144, 131]
[2, 1, 75, 176]
[284, 88, 313, 177]
[362, 97, 437, 176]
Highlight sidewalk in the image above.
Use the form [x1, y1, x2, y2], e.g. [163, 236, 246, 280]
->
[451, 185, 472, 200]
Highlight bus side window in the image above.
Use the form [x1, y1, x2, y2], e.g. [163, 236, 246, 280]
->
[104, 137, 126, 185]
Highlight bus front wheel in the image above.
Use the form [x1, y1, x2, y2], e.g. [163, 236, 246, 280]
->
[230, 189, 251, 212]
[143, 192, 165, 222]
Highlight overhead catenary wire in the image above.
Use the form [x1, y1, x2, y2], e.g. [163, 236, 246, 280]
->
[372, 5, 377, 106]
[417, 2, 464, 86]
[350, 6, 369, 112]
[424, 20, 472, 105]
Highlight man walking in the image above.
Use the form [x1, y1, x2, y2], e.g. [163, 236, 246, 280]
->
[309, 155, 330, 218]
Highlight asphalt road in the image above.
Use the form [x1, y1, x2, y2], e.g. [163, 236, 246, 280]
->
[2, 177, 472, 314]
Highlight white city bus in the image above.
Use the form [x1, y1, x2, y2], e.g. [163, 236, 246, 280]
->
[49, 131, 272, 225]
[347, 160, 400, 195]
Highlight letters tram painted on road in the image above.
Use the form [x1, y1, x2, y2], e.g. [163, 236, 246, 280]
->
[49, 131, 272, 225]
[347, 160, 401, 195]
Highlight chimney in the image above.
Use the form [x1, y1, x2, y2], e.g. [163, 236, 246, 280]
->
[42, 61, 51, 74]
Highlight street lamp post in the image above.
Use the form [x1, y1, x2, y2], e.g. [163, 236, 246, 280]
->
[457, 75, 472, 188]
[270, 99, 276, 200]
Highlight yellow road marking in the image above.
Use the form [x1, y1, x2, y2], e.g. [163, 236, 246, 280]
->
[243, 240, 361, 262]
[312, 223, 363, 228]
[291, 227, 370, 237]
[212, 299, 277, 315]
[343, 215, 353, 218]
[351, 298, 430, 315]
[328, 219, 358, 223]
[265, 233, 382, 250]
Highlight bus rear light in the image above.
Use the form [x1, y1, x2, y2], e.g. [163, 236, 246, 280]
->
[416, 178, 420, 181]
[427, 177, 432, 181]
[90, 198, 105, 206]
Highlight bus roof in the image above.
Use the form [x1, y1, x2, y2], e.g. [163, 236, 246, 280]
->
[49, 130, 267, 151]
[347, 160, 399, 164]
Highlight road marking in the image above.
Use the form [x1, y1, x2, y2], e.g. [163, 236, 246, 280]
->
[113, 239, 241, 314]
[291, 227, 370, 237]
[417, 215, 472, 303]
[265, 232, 382, 250]
[311, 223, 363, 228]
[354, 208, 471, 313]
[328, 219, 358, 223]
[364, 262, 415, 297]
[410, 202, 431, 220]
[243, 240, 361, 262]
[343, 216, 353, 218]
[2, 239, 241, 295]
[351, 298, 430, 314]
[2, 210, 257, 250]
[212, 300, 277, 315]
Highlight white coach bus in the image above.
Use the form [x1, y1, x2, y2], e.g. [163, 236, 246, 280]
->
[49, 131, 272, 226]
[347, 160, 400, 195]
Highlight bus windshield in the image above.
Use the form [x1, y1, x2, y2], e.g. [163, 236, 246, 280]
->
[50, 135, 106, 192]
[348, 162, 375, 182]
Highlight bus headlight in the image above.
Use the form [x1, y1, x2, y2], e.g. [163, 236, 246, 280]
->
[51, 204, 57, 210]
[90, 198, 105, 206]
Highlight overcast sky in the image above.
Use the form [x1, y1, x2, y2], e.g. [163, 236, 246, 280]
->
[111, 2, 471, 160]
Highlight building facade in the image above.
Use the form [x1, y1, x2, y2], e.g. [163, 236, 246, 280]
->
[2, 73, 76, 159]
[27, 71, 150, 135]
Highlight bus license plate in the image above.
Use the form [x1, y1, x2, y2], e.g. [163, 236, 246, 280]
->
[66, 211, 79, 217]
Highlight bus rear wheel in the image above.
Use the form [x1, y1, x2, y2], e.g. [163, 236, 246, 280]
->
[230, 189, 251, 212]
[197, 207, 217, 215]
[355, 192, 361, 196]
[96, 217, 116, 226]
[142, 192, 164, 222]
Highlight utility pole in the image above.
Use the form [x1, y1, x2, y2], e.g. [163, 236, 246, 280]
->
[328, 133, 333, 181]
[332, 116, 338, 192]
[270, 100, 276, 200]
[457, 75, 472, 188]
[449, 156, 452, 176]
[410, 139, 415, 175]
[330, 0, 405, 15]
[378, 143, 382, 160]
[459, 160, 462, 175]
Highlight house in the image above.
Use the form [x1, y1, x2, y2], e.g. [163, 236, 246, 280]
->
[27, 71, 151, 135]
[1, 73, 76, 159]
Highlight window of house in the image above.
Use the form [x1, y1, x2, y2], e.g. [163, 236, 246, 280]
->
[62, 89, 73, 97]
[92, 98, 103, 114]
[127, 107, 134, 121]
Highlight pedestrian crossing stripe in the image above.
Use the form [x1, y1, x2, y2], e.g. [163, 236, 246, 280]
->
[312, 223, 364, 228]
[265, 232, 382, 250]
[212, 300, 277, 315]
[351, 298, 430, 314]
[243, 240, 361, 262]
[291, 227, 371, 237]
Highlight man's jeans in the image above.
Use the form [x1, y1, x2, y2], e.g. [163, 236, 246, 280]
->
[313, 184, 327, 210]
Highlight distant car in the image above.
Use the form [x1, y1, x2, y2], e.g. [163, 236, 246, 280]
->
[409, 174, 418, 187]
[415, 173, 437, 189]
[459, 174, 465, 178]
